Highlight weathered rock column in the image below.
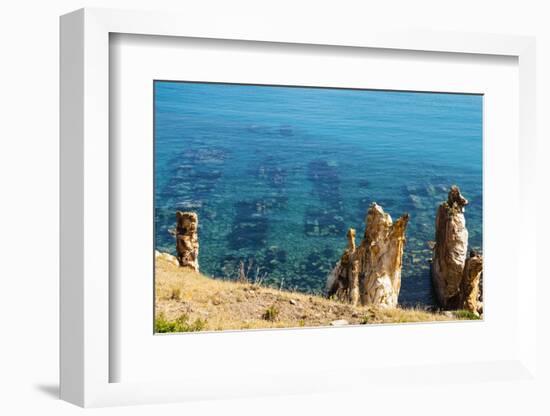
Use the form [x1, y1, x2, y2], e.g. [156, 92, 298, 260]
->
[460, 250, 483, 314]
[327, 203, 409, 308]
[175, 211, 199, 271]
[349, 260, 360, 307]
[359, 204, 409, 308]
[431, 186, 469, 309]
[326, 228, 357, 304]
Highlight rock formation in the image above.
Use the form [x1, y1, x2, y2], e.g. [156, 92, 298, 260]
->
[478, 272, 484, 315]
[460, 250, 483, 315]
[431, 186, 469, 309]
[155, 250, 179, 267]
[326, 228, 360, 305]
[175, 211, 199, 271]
[431, 185, 484, 313]
[359, 204, 409, 307]
[327, 203, 409, 308]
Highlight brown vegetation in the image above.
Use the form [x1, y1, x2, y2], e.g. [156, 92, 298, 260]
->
[155, 254, 476, 333]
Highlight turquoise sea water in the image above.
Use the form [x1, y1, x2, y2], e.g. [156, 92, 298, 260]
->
[154, 81, 482, 306]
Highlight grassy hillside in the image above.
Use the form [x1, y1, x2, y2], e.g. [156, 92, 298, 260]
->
[155, 254, 478, 333]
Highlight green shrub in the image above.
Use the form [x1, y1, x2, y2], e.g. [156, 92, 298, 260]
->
[453, 310, 481, 320]
[188, 317, 207, 331]
[262, 305, 279, 321]
[155, 312, 207, 333]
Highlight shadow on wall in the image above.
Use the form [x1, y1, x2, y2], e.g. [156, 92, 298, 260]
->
[34, 384, 59, 399]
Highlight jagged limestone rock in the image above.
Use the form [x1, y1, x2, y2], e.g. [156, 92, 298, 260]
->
[349, 259, 360, 307]
[461, 250, 483, 314]
[327, 203, 409, 308]
[326, 261, 342, 298]
[478, 272, 484, 315]
[155, 250, 179, 267]
[347, 228, 356, 252]
[359, 204, 409, 308]
[175, 211, 199, 271]
[326, 228, 358, 304]
[431, 186, 469, 309]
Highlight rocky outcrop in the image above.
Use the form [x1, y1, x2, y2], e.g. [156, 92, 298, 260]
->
[431, 186, 469, 309]
[478, 272, 484, 315]
[327, 203, 409, 308]
[359, 204, 409, 307]
[431, 186, 483, 314]
[155, 250, 179, 267]
[460, 250, 483, 315]
[326, 228, 360, 305]
[175, 211, 199, 271]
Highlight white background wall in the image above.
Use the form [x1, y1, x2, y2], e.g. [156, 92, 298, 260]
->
[0, 1, 548, 414]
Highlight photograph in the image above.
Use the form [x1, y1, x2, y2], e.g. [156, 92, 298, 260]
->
[153, 81, 483, 333]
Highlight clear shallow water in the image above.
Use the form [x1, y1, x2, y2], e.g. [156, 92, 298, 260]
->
[154, 81, 482, 306]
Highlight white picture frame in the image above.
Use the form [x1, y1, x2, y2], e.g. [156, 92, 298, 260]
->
[60, 7, 537, 407]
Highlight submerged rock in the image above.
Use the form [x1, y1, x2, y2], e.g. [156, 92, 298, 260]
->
[228, 200, 269, 250]
[175, 211, 199, 271]
[304, 207, 346, 237]
[278, 125, 294, 136]
[327, 203, 409, 308]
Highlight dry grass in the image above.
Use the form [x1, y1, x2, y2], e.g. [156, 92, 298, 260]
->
[155, 254, 473, 332]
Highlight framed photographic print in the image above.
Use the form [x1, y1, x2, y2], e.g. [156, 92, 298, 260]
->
[152, 80, 483, 332]
[60, 8, 537, 407]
